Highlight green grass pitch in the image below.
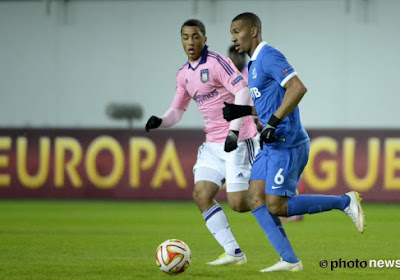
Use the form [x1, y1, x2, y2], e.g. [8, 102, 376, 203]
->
[0, 200, 399, 280]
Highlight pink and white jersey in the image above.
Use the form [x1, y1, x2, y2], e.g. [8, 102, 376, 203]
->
[170, 46, 257, 143]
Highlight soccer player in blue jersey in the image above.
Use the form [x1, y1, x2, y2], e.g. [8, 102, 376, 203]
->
[223, 12, 365, 272]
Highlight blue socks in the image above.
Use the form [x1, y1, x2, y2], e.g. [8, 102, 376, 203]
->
[252, 204, 299, 263]
[287, 194, 350, 217]
[252, 195, 351, 263]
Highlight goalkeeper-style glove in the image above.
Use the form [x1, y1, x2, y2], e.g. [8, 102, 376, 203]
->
[224, 130, 239, 152]
[260, 114, 281, 148]
[223, 102, 252, 121]
[145, 116, 162, 132]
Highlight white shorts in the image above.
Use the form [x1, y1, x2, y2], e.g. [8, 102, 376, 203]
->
[193, 138, 259, 192]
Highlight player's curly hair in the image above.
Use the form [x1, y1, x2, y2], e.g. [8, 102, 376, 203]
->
[181, 19, 206, 36]
[232, 12, 262, 33]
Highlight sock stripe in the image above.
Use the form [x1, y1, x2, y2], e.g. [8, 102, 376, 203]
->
[202, 204, 220, 218]
[202, 204, 223, 221]
[204, 207, 223, 222]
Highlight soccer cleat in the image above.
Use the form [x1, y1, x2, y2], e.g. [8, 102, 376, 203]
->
[260, 259, 303, 272]
[343, 191, 365, 233]
[206, 252, 247, 266]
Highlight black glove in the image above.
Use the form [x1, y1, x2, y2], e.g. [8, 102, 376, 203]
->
[223, 102, 252, 121]
[259, 114, 281, 148]
[145, 116, 162, 132]
[224, 130, 239, 152]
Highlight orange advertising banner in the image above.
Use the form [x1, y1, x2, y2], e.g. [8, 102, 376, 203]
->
[0, 128, 399, 202]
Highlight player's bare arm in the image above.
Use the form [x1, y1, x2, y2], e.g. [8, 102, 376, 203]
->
[259, 76, 307, 144]
[273, 76, 307, 120]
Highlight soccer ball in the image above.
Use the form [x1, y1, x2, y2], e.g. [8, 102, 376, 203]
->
[155, 239, 191, 274]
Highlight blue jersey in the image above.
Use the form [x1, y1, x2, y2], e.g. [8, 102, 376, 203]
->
[248, 42, 309, 149]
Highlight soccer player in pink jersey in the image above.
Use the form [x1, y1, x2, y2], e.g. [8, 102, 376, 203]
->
[145, 19, 259, 265]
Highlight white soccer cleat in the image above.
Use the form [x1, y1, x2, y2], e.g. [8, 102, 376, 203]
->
[206, 252, 247, 266]
[260, 259, 303, 272]
[344, 191, 365, 233]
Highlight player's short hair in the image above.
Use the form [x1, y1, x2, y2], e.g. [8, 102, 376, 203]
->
[232, 12, 261, 33]
[181, 19, 206, 36]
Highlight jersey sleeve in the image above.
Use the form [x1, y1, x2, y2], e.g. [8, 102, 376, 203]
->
[262, 48, 297, 87]
[212, 54, 248, 94]
[170, 69, 191, 111]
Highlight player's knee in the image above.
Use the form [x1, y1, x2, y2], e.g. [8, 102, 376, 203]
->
[192, 187, 212, 205]
[266, 203, 279, 215]
[227, 190, 250, 212]
[266, 203, 285, 216]
[229, 203, 244, 212]
[228, 199, 249, 213]
[247, 193, 264, 210]
[192, 188, 204, 204]
[265, 195, 288, 216]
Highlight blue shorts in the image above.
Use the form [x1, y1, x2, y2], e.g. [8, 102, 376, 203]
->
[249, 142, 309, 197]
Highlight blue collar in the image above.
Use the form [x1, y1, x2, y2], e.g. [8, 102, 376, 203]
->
[188, 45, 208, 70]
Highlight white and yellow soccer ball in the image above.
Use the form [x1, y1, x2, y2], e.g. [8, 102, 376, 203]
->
[155, 239, 191, 274]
